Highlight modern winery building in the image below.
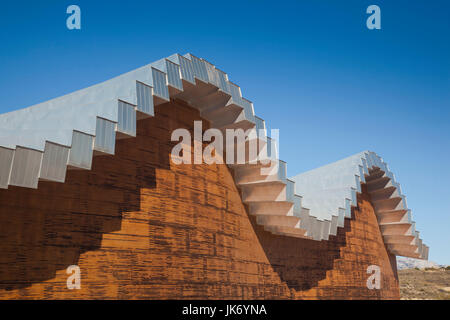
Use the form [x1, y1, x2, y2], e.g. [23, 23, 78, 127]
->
[0, 54, 428, 299]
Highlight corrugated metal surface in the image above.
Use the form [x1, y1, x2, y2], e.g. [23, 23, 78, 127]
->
[136, 81, 154, 116]
[178, 55, 195, 84]
[9, 147, 43, 188]
[293, 194, 303, 217]
[228, 82, 243, 106]
[151, 68, 169, 101]
[94, 117, 116, 155]
[189, 55, 209, 83]
[0, 147, 14, 188]
[68, 131, 94, 169]
[166, 60, 183, 90]
[241, 98, 256, 123]
[286, 179, 295, 202]
[266, 137, 278, 161]
[40, 142, 70, 182]
[204, 61, 220, 88]
[278, 160, 287, 181]
[216, 69, 230, 94]
[117, 101, 136, 137]
[255, 116, 266, 139]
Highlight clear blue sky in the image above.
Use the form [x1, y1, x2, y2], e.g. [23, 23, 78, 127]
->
[0, 1, 449, 264]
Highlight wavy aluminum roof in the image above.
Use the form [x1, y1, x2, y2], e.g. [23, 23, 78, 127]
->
[0, 53, 428, 260]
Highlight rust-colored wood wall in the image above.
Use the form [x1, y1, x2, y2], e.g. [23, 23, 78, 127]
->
[0, 101, 399, 299]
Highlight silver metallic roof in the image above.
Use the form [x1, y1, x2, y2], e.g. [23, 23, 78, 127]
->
[0, 53, 428, 260]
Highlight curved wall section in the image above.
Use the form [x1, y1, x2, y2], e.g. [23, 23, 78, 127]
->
[0, 102, 399, 299]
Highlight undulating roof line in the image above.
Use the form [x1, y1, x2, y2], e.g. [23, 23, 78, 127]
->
[291, 151, 428, 259]
[0, 53, 428, 260]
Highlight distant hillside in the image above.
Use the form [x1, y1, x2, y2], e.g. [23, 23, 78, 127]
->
[397, 256, 443, 270]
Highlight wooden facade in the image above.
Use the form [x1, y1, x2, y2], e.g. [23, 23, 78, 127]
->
[0, 101, 400, 299]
